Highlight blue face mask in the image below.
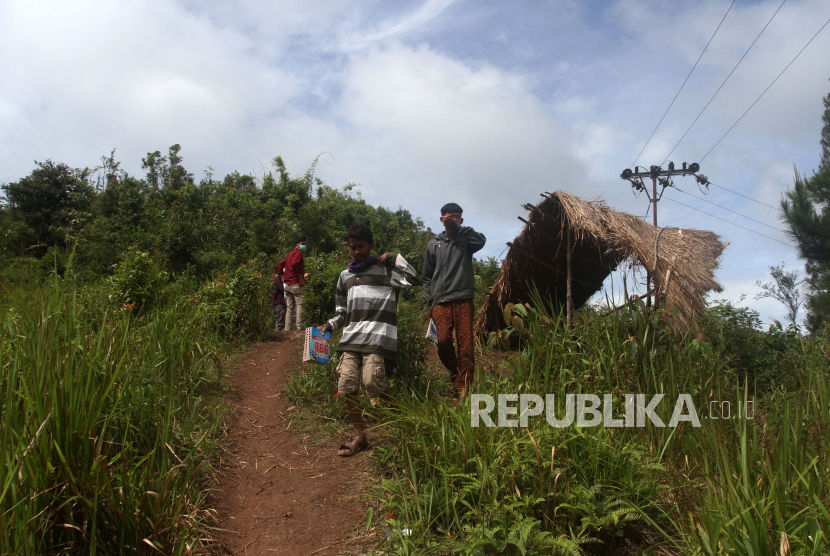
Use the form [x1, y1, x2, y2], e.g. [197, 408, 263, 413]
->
[298, 244, 307, 253]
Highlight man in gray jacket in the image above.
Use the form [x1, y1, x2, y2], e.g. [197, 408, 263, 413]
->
[422, 203, 486, 397]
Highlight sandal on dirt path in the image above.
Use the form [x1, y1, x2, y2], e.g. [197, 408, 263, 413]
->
[338, 435, 368, 457]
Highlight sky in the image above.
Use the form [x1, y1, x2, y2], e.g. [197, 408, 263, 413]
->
[2, 0, 829, 325]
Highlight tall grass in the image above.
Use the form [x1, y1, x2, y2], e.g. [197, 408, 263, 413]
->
[0, 272, 251, 554]
[292, 293, 830, 554]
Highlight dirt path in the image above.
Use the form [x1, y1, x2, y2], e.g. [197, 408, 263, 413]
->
[212, 332, 374, 556]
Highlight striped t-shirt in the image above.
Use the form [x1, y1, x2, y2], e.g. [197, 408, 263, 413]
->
[326, 253, 420, 360]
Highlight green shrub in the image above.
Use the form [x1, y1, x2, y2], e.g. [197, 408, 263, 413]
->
[0, 257, 44, 286]
[703, 297, 803, 386]
[302, 252, 350, 327]
[192, 262, 272, 339]
[473, 256, 501, 313]
[110, 247, 167, 311]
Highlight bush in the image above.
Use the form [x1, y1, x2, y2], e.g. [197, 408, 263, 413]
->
[473, 256, 501, 312]
[0, 257, 44, 287]
[302, 252, 350, 327]
[192, 262, 272, 339]
[110, 247, 167, 311]
[702, 297, 803, 386]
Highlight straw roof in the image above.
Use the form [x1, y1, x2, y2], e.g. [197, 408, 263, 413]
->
[475, 191, 727, 334]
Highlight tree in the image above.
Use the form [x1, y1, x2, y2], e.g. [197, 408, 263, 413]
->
[141, 145, 194, 191]
[821, 79, 830, 176]
[142, 150, 166, 190]
[0, 150, 433, 291]
[97, 149, 124, 191]
[165, 144, 193, 190]
[782, 80, 830, 333]
[2, 160, 92, 255]
[755, 263, 805, 326]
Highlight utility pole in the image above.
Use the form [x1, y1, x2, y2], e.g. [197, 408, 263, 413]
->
[619, 162, 702, 307]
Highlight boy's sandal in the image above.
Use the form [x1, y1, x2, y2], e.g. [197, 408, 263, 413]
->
[338, 435, 368, 457]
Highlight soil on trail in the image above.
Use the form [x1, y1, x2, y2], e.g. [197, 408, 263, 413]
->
[213, 332, 373, 556]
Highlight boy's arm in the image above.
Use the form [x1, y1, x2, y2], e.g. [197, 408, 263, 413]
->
[457, 226, 486, 254]
[382, 253, 420, 288]
[323, 275, 347, 332]
[421, 243, 435, 304]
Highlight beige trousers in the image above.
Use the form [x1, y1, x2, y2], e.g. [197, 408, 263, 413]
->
[284, 283, 304, 330]
[335, 352, 387, 397]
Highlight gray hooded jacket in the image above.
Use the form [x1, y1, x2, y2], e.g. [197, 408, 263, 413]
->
[422, 226, 486, 306]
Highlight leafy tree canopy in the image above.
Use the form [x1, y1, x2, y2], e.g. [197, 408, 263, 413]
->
[2, 160, 92, 256]
[0, 147, 432, 284]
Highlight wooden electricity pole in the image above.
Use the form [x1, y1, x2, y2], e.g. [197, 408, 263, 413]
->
[619, 162, 701, 307]
[650, 173, 658, 228]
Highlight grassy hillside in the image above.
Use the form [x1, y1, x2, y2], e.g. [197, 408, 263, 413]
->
[290, 295, 830, 555]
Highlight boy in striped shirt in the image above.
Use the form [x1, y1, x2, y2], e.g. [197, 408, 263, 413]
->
[320, 223, 419, 457]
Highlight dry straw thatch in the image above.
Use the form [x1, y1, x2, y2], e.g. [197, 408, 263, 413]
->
[475, 191, 728, 335]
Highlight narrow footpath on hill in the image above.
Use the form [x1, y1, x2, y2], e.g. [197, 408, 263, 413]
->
[212, 331, 374, 556]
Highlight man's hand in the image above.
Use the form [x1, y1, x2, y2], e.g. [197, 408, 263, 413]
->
[320, 323, 331, 333]
[377, 253, 388, 266]
[440, 214, 461, 230]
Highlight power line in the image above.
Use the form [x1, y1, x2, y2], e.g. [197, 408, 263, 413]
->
[631, 0, 735, 168]
[707, 181, 779, 210]
[663, 196, 790, 245]
[672, 187, 785, 232]
[661, 0, 788, 165]
[700, 13, 830, 162]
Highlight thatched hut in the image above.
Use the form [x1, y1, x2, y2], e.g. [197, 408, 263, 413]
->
[475, 191, 727, 335]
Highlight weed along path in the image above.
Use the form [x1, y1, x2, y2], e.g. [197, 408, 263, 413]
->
[212, 331, 372, 555]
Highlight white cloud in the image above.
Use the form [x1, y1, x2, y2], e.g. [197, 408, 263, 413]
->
[0, 0, 297, 178]
[320, 41, 590, 246]
[340, 0, 459, 49]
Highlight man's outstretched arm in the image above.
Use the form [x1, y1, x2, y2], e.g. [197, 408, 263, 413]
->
[458, 226, 486, 254]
